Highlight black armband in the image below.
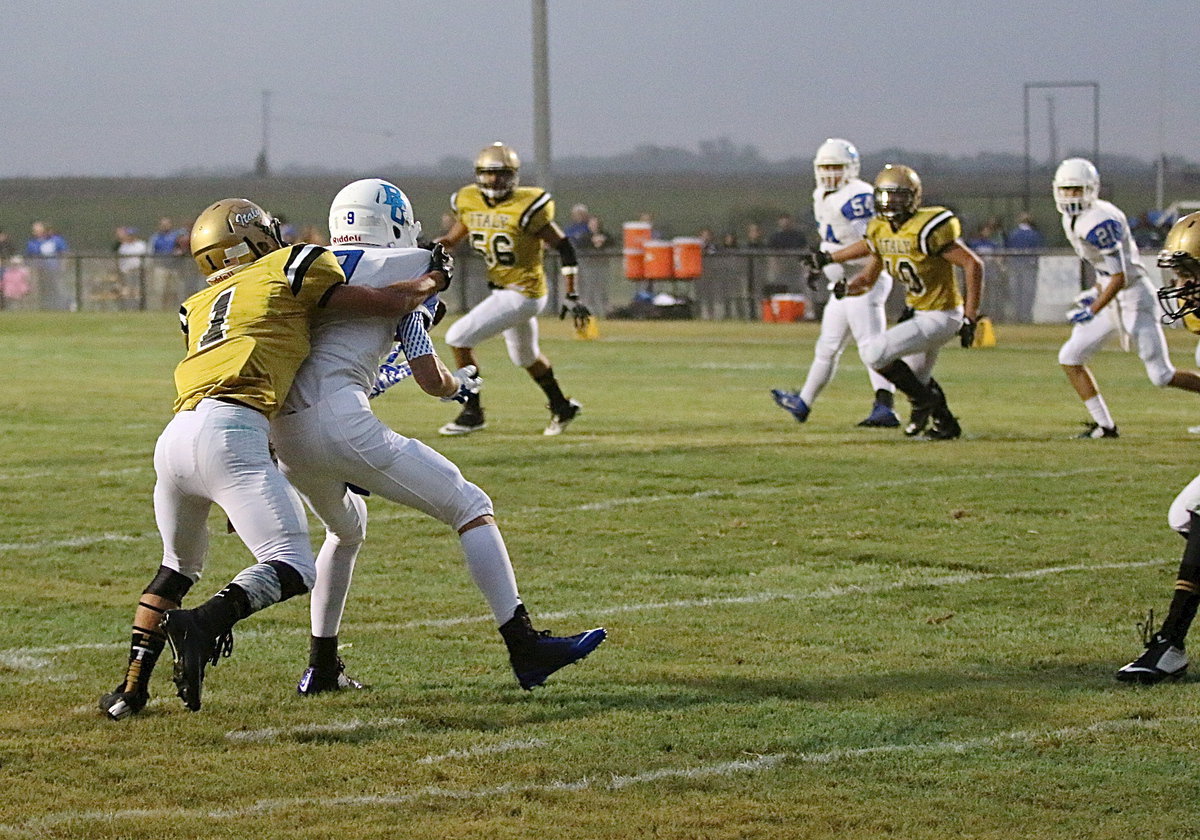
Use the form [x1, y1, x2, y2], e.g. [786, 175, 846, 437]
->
[555, 236, 578, 269]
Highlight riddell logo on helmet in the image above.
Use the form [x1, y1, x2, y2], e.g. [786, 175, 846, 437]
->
[234, 208, 262, 226]
[331, 234, 364, 243]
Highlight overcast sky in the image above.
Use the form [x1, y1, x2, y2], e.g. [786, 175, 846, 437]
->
[0, 1, 1194, 177]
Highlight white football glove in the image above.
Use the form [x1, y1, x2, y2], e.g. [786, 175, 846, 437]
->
[441, 365, 482, 403]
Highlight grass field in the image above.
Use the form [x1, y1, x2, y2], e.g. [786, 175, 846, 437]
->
[3, 313, 1200, 838]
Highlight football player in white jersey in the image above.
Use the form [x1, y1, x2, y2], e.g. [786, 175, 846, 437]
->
[771, 138, 899, 427]
[1115, 213, 1200, 683]
[270, 179, 605, 694]
[1054, 158, 1200, 438]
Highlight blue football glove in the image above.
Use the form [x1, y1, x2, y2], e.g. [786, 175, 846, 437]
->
[441, 365, 482, 403]
[1066, 306, 1095, 324]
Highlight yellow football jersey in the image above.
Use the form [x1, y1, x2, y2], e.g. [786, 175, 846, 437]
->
[451, 185, 555, 298]
[173, 244, 346, 417]
[865, 207, 964, 311]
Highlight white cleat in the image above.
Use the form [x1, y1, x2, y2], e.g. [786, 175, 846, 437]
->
[543, 399, 582, 436]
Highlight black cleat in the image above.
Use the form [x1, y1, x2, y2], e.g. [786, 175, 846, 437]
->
[439, 404, 487, 436]
[925, 413, 961, 440]
[297, 657, 366, 695]
[1116, 612, 1188, 685]
[544, 399, 582, 436]
[904, 406, 930, 437]
[1078, 421, 1119, 439]
[99, 685, 149, 720]
[161, 609, 233, 711]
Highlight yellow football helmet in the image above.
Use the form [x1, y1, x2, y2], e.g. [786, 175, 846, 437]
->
[190, 198, 285, 282]
[1157, 212, 1200, 326]
[475, 142, 520, 202]
[874, 164, 922, 223]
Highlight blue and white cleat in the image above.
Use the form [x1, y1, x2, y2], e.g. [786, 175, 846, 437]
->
[500, 605, 606, 690]
[771, 389, 810, 423]
[857, 401, 901, 428]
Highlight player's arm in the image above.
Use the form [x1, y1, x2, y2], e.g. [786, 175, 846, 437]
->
[434, 219, 469, 249]
[324, 272, 443, 317]
[845, 252, 883, 296]
[395, 304, 481, 400]
[538, 221, 591, 327]
[943, 241, 984, 322]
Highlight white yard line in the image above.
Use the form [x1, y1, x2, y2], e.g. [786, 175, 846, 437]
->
[9, 715, 1196, 834]
[415, 737, 547, 765]
[0, 467, 1117, 555]
[1, 558, 1166, 666]
[225, 716, 410, 743]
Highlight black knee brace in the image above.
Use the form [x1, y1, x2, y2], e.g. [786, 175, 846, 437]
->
[142, 565, 194, 602]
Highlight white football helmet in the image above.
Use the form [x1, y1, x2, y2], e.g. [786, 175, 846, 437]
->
[813, 138, 861, 192]
[1053, 158, 1100, 215]
[328, 178, 422, 248]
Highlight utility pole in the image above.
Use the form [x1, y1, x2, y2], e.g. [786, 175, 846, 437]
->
[255, 89, 271, 177]
[531, 0, 552, 193]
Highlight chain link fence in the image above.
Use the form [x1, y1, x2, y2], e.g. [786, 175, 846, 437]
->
[0, 248, 1114, 324]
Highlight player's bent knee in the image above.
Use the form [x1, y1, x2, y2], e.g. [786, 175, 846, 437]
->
[144, 564, 195, 601]
[1148, 364, 1175, 388]
[265, 559, 310, 600]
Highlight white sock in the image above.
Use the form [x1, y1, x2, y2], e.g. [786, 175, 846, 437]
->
[310, 533, 361, 638]
[459, 524, 522, 625]
[800, 357, 836, 405]
[1084, 395, 1115, 429]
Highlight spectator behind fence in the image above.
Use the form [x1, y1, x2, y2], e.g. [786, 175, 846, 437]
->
[744, 222, 766, 248]
[26, 221, 70, 310]
[0, 229, 13, 260]
[721, 232, 739, 249]
[149, 217, 185, 309]
[1007, 212, 1044, 322]
[564, 204, 591, 249]
[767, 213, 806, 249]
[587, 215, 612, 249]
[115, 226, 148, 310]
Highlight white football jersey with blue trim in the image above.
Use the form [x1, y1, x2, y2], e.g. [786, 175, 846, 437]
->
[813, 177, 875, 275]
[1062, 199, 1153, 300]
[284, 245, 432, 411]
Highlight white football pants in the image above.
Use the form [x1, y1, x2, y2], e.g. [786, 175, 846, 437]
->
[271, 386, 517, 636]
[1057, 291, 1174, 387]
[859, 307, 963, 382]
[444, 287, 548, 368]
[800, 270, 895, 405]
[153, 399, 315, 587]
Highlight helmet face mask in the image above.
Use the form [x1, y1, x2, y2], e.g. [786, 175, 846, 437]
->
[329, 179, 422, 248]
[475, 142, 520, 202]
[1053, 157, 1100, 215]
[813, 138, 860, 192]
[190, 198, 285, 283]
[873, 164, 921, 224]
[1157, 212, 1200, 324]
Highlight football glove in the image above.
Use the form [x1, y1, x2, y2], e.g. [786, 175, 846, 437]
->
[1067, 306, 1095, 324]
[959, 316, 977, 348]
[430, 243, 454, 290]
[830, 279, 847, 300]
[898, 306, 916, 323]
[802, 250, 832, 291]
[441, 365, 482, 403]
[560, 293, 592, 331]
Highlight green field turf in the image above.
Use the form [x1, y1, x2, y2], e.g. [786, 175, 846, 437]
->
[2, 314, 1200, 838]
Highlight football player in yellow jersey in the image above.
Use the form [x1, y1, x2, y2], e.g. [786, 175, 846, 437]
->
[434, 142, 590, 436]
[1114, 212, 1200, 683]
[810, 165, 983, 439]
[99, 198, 445, 718]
